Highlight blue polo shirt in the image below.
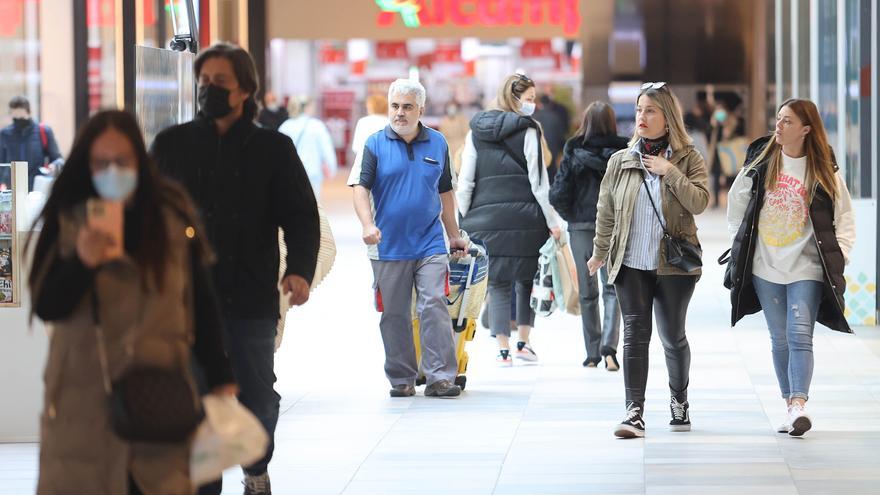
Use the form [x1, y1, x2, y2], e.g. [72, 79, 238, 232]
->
[348, 124, 453, 261]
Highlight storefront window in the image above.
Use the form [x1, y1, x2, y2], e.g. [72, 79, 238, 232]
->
[0, 0, 40, 125]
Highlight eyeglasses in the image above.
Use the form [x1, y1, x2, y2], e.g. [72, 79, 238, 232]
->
[640, 81, 667, 91]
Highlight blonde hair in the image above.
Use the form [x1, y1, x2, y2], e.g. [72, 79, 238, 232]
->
[366, 94, 388, 115]
[491, 74, 535, 113]
[752, 98, 838, 200]
[628, 85, 693, 152]
[287, 95, 311, 117]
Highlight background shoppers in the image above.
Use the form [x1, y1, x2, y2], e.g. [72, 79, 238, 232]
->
[0, 96, 64, 191]
[457, 73, 561, 366]
[587, 82, 709, 439]
[29, 110, 236, 495]
[278, 95, 338, 200]
[351, 94, 388, 155]
[726, 98, 855, 437]
[550, 101, 627, 370]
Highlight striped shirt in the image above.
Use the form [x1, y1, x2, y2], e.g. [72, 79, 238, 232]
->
[622, 144, 670, 271]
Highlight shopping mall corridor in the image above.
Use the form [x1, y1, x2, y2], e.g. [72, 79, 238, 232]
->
[1, 173, 879, 495]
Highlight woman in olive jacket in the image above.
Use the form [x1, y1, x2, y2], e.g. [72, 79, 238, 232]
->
[29, 111, 237, 495]
[726, 99, 855, 437]
[587, 83, 709, 439]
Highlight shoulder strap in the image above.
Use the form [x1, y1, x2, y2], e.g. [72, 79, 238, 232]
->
[640, 175, 669, 235]
[292, 119, 310, 149]
[38, 124, 48, 153]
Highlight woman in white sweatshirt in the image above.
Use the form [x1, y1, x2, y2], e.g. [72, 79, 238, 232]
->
[726, 98, 855, 437]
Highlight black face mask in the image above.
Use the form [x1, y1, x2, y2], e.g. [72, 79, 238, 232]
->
[12, 117, 31, 130]
[198, 85, 233, 119]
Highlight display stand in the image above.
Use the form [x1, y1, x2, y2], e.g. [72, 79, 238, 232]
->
[0, 162, 48, 442]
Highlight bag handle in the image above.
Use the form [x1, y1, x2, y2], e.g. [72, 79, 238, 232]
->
[717, 248, 731, 265]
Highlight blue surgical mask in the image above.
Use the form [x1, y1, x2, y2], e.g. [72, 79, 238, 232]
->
[519, 101, 536, 116]
[92, 164, 138, 201]
[714, 110, 728, 123]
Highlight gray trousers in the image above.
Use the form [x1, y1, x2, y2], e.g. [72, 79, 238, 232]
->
[371, 255, 458, 387]
[569, 228, 621, 359]
[488, 280, 535, 338]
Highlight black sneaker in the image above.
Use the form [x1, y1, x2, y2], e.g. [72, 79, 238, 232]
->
[614, 403, 645, 438]
[243, 472, 271, 495]
[669, 397, 691, 432]
[424, 379, 461, 398]
[389, 384, 415, 397]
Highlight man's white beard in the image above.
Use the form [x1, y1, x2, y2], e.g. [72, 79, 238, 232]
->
[391, 121, 417, 136]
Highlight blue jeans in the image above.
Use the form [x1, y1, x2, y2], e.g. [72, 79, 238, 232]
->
[752, 276, 823, 401]
[198, 317, 280, 494]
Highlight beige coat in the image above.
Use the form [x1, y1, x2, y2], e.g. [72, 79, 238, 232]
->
[593, 144, 709, 283]
[37, 205, 198, 495]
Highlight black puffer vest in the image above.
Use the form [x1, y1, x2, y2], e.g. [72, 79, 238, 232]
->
[460, 110, 548, 282]
[725, 136, 851, 333]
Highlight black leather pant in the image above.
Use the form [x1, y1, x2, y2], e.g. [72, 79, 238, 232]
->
[614, 265, 697, 407]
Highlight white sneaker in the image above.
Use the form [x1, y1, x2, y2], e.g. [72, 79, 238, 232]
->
[515, 342, 538, 362]
[776, 422, 791, 433]
[787, 403, 812, 437]
[496, 349, 513, 367]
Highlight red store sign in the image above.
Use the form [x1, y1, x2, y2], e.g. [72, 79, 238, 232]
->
[376, 0, 581, 37]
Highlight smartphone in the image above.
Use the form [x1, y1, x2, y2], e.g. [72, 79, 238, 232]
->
[86, 198, 124, 259]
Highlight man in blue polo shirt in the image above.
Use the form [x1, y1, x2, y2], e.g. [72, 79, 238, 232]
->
[350, 78, 466, 398]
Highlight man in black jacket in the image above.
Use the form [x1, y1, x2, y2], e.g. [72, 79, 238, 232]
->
[151, 43, 319, 495]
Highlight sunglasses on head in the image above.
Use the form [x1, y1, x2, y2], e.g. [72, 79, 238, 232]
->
[640, 81, 667, 91]
[515, 73, 533, 85]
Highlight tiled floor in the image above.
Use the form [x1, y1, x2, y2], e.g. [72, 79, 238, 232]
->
[2, 182, 878, 494]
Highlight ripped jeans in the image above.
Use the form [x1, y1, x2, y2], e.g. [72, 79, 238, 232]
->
[752, 276, 823, 401]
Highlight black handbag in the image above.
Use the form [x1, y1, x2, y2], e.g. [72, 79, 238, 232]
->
[93, 294, 203, 443]
[641, 176, 703, 272]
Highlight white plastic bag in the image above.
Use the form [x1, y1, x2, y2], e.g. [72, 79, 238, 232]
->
[190, 395, 269, 486]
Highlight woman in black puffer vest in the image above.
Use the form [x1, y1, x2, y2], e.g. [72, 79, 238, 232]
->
[457, 74, 561, 365]
[725, 99, 855, 437]
[550, 102, 629, 370]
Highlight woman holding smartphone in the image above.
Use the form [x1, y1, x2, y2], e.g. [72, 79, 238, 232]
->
[587, 82, 709, 438]
[29, 110, 236, 495]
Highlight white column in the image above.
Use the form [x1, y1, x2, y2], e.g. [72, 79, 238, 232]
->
[836, 0, 847, 175]
[775, 0, 784, 108]
[872, 0, 878, 199]
[791, 0, 799, 98]
[809, 0, 819, 101]
[38, 0, 76, 154]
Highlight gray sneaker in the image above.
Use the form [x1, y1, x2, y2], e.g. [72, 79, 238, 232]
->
[389, 384, 415, 397]
[424, 379, 461, 398]
[243, 472, 271, 495]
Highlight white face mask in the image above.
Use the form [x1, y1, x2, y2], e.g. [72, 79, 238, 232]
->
[92, 164, 138, 201]
[519, 100, 536, 116]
